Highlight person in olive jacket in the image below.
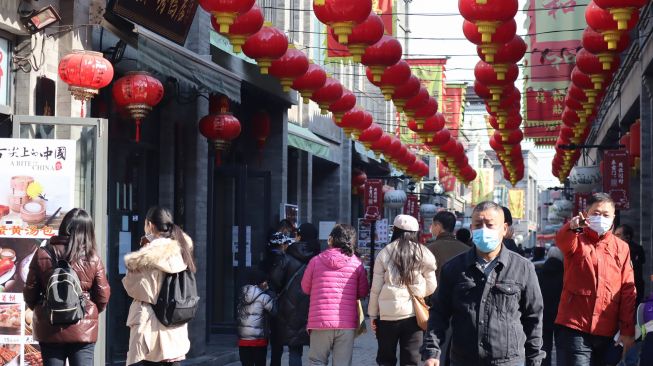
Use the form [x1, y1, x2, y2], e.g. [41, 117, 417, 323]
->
[24, 208, 111, 366]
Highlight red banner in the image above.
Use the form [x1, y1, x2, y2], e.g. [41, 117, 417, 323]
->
[443, 85, 465, 139]
[573, 192, 591, 215]
[603, 150, 630, 210]
[326, 0, 395, 59]
[404, 194, 419, 219]
[364, 179, 384, 220]
[438, 161, 457, 192]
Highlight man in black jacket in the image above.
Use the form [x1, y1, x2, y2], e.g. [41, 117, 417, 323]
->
[422, 201, 545, 366]
[536, 247, 564, 366]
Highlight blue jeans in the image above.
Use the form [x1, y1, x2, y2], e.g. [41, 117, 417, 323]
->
[556, 326, 612, 366]
[40, 342, 95, 366]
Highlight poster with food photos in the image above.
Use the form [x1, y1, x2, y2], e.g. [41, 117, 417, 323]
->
[0, 138, 76, 365]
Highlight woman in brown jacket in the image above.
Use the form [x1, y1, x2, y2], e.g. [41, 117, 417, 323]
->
[23, 208, 111, 366]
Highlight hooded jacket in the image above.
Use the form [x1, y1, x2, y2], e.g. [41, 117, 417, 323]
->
[301, 248, 369, 330]
[24, 236, 110, 344]
[270, 241, 315, 346]
[555, 222, 636, 337]
[237, 285, 276, 341]
[368, 240, 437, 321]
[122, 237, 192, 365]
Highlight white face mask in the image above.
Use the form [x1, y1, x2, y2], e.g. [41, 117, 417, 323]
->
[588, 215, 613, 236]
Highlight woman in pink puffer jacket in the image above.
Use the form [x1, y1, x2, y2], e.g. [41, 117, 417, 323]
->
[301, 224, 369, 366]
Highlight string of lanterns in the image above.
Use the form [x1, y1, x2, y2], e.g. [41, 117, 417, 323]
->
[552, 0, 646, 182]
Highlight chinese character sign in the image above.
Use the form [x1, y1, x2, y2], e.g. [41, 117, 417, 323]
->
[574, 192, 591, 214]
[602, 150, 630, 210]
[403, 194, 419, 220]
[364, 179, 384, 220]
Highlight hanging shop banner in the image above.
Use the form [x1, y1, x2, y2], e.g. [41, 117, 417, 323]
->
[443, 84, 465, 139]
[574, 192, 592, 215]
[523, 89, 565, 145]
[403, 194, 419, 220]
[364, 179, 384, 220]
[111, 0, 200, 45]
[603, 150, 630, 210]
[0, 138, 76, 364]
[326, 0, 396, 60]
[508, 189, 525, 219]
[438, 161, 457, 193]
[472, 168, 494, 205]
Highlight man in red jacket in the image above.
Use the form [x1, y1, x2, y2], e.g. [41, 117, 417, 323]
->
[555, 193, 636, 365]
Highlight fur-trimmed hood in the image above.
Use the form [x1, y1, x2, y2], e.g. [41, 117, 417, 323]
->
[124, 237, 190, 274]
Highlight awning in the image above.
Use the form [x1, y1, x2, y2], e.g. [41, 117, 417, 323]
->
[287, 123, 331, 160]
[134, 26, 241, 103]
[353, 141, 382, 163]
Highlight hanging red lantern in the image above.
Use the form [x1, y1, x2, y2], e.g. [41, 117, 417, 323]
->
[199, 0, 256, 33]
[242, 23, 288, 74]
[366, 60, 411, 100]
[571, 67, 599, 104]
[328, 89, 357, 122]
[586, 1, 638, 50]
[291, 63, 327, 104]
[408, 112, 446, 142]
[369, 132, 392, 154]
[576, 48, 619, 90]
[269, 45, 310, 92]
[352, 169, 367, 194]
[199, 95, 242, 166]
[473, 80, 511, 102]
[333, 11, 385, 62]
[361, 35, 403, 83]
[383, 137, 402, 164]
[357, 122, 383, 149]
[58, 50, 114, 116]
[582, 27, 630, 71]
[464, 19, 517, 61]
[112, 71, 164, 142]
[488, 113, 521, 130]
[594, 0, 646, 31]
[338, 108, 373, 137]
[565, 93, 586, 112]
[413, 97, 439, 127]
[486, 86, 520, 113]
[313, 0, 372, 44]
[403, 87, 429, 119]
[311, 77, 344, 114]
[568, 83, 595, 116]
[399, 152, 417, 172]
[250, 110, 271, 151]
[475, 60, 519, 85]
[459, 0, 518, 43]
[391, 75, 421, 112]
[211, 4, 263, 53]
[426, 129, 452, 153]
[477, 35, 526, 77]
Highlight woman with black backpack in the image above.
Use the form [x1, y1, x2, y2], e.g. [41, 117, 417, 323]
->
[123, 206, 196, 366]
[23, 208, 111, 366]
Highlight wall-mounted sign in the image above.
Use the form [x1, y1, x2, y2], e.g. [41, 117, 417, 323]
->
[111, 0, 200, 45]
[603, 150, 630, 210]
[364, 180, 383, 220]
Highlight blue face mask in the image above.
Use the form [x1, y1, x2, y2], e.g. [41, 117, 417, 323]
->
[472, 227, 502, 253]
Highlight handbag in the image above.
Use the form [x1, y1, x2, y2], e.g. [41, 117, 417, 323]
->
[355, 300, 367, 337]
[407, 286, 430, 331]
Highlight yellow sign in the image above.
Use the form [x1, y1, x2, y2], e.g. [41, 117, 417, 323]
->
[508, 189, 525, 219]
[472, 168, 494, 205]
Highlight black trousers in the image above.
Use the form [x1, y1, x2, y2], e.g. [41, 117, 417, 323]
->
[239, 346, 268, 366]
[134, 361, 181, 366]
[40, 342, 95, 366]
[375, 317, 423, 366]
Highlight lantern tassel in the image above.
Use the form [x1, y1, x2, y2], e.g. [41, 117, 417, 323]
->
[135, 119, 142, 143]
[80, 100, 85, 118]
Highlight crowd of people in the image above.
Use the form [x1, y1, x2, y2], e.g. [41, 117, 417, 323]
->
[239, 193, 652, 366]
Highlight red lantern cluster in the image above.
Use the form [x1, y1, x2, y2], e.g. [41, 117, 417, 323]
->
[552, 0, 644, 181]
[460, 0, 523, 185]
[112, 71, 164, 143]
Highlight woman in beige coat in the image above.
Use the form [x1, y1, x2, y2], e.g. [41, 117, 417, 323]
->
[368, 215, 437, 366]
[123, 207, 196, 366]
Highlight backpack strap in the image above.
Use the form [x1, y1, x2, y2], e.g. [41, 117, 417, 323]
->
[42, 244, 58, 268]
[277, 264, 306, 299]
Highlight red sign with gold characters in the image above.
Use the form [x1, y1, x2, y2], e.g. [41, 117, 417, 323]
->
[403, 194, 419, 220]
[573, 192, 591, 215]
[364, 179, 383, 220]
[603, 150, 630, 210]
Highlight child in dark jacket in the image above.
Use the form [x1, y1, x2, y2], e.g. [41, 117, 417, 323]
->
[237, 269, 277, 366]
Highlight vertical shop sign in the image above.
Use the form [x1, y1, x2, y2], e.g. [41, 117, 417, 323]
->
[603, 150, 630, 210]
[573, 192, 591, 214]
[364, 179, 383, 220]
[403, 194, 419, 219]
[0, 138, 76, 364]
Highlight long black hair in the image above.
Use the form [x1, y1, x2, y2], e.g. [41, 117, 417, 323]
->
[146, 206, 197, 273]
[329, 224, 356, 257]
[390, 228, 422, 286]
[56, 208, 97, 263]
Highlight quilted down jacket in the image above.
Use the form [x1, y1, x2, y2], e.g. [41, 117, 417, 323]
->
[237, 285, 276, 340]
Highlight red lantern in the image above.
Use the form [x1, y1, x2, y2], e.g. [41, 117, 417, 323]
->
[338, 108, 373, 137]
[391, 75, 421, 112]
[475, 60, 518, 85]
[199, 0, 256, 33]
[242, 23, 288, 74]
[465, 19, 517, 61]
[403, 87, 429, 119]
[594, 0, 646, 31]
[366, 60, 411, 100]
[112, 71, 164, 142]
[576, 48, 619, 90]
[357, 123, 383, 149]
[269, 45, 310, 92]
[292, 63, 327, 104]
[408, 112, 446, 142]
[369, 132, 392, 153]
[565, 93, 585, 111]
[571, 67, 599, 104]
[251, 110, 271, 151]
[488, 113, 521, 130]
[486, 86, 520, 113]
[586, 1, 638, 50]
[383, 137, 402, 163]
[413, 97, 439, 127]
[211, 4, 263, 53]
[199, 96, 242, 166]
[328, 89, 357, 122]
[473, 80, 511, 101]
[477, 36, 526, 77]
[582, 27, 630, 70]
[361, 35, 402, 83]
[426, 129, 452, 152]
[352, 169, 367, 194]
[311, 77, 344, 114]
[334, 11, 385, 62]
[58, 50, 114, 115]
[313, 0, 372, 44]
[459, 0, 518, 43]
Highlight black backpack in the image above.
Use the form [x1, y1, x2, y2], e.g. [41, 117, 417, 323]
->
[42, 245, 86, 325]
[151, 269, 199, 327]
